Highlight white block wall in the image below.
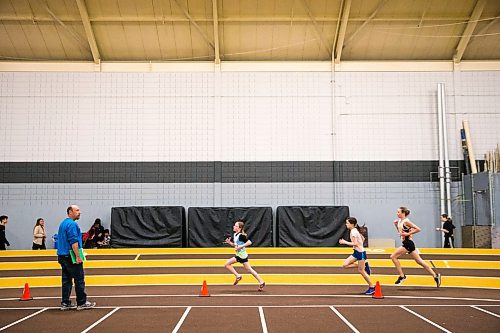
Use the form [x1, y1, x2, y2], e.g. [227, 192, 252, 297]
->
[1, 70, 499, 249]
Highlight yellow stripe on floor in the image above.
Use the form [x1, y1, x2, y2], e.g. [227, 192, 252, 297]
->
[1, 258, 499, 270]
[0, 274, 498, 289]
[1, 248, 499, 257]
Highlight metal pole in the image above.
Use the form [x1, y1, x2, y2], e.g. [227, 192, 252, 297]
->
[437, 83, 445, 248]
[440, 83, 452, 217]
[437, 84, 445, 216]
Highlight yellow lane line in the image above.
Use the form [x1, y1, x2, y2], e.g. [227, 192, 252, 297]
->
[1, 259, 499, 270]
[0, 274, 498, 289]
[1, 248, 499, 257]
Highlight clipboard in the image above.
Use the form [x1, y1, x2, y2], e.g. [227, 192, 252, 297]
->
[69, 248, 86, 264]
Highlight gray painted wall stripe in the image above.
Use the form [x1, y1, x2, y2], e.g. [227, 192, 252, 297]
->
[0, 161, 466, 183]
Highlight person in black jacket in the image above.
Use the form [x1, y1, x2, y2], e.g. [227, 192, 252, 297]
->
[0, 215, 10, 250]
[437, 214, 456, 248]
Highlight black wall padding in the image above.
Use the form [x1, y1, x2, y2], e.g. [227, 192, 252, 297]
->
[276, 206, 350, 247]
[188, 207, 273, 247]
[111, 206, 185, 248]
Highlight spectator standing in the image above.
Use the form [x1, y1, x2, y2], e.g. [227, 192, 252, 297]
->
[57, 205, 95, 311]
[0, 215, 10, 250]
[436, 214, 456, 248]
[32, 218, 47, 250]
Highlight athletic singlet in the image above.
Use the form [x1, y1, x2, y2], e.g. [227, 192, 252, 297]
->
[233, 232, 248, 259]
[397, 218, 412, 241]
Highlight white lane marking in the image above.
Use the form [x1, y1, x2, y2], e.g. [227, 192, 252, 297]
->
[444, 260, 450, 268]
[172, 306, 191, 333]
[134, 254, 141, 261]
[259, 306, 268, 333]
[329, 306, 360, 333]
[0, 304, 499, 311]
[400, 306, 452, 333]
[471, 305, 500, 318]
[81, 307, 120, 333]
[0, 307, 48, 331]
[2, 294, 499, 302]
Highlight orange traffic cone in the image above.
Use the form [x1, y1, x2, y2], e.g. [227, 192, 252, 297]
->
[19, 283, 33, 301]
[199, 280, 210, 297]
[372, 281, 384, 299]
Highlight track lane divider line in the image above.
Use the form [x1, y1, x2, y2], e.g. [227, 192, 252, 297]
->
[172, 306, 191, 333]
[0, 307, 48, 331]
[471, 306, 500, 318]
[329, 306, 360, 333]
[134, 255, 141, 261]
[399, 306, 451, 332]
[259, 306, 268, 333]
[81, 307, 120, 333]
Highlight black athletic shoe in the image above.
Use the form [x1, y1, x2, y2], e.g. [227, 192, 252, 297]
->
[434, 273, 441, 287]
[395, 275, 406, 285]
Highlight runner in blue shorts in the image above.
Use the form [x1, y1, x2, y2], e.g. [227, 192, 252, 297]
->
[339, 217, 375, 295]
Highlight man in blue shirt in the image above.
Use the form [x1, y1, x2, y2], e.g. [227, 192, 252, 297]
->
[57, 205, 95, 311]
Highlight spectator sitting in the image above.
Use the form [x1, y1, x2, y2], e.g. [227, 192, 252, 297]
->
[83, 218, 104, 249]
[32, 217, 47, 250]
[97, 229, 111, 248]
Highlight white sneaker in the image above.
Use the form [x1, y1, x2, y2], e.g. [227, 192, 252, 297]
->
[77, 301, 96, 311]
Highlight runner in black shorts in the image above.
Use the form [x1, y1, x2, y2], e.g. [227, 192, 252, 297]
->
[224, 220, 265, 291]
[390, 207, 441, 287]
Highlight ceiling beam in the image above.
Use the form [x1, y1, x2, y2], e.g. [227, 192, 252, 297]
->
[331, 0, 344, 63]
[453, 0, 488, 63]
[300, 0, 331, 58]
[75, 0, 100, 64]
[212, 0, 220, 64]
[334, 0, 352, 64]
[173, 0, 215, 50]
[343, 0, 388, 49]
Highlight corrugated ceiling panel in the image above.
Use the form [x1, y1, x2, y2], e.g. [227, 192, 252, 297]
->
[2, 22, 36, 60]
[0, 0, 499, 62]
[0, 23, 18, 60]
[464, 20, 500, 60]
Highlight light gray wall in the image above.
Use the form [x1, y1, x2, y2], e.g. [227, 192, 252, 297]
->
[0, 181, 461, 249]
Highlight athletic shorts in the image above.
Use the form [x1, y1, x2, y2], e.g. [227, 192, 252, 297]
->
[402, 239, 416, 253]
[235, 256, 249, 263]
[351, 250, 367, 261]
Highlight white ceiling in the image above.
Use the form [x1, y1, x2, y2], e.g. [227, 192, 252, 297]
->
[1, 0, 499, 63]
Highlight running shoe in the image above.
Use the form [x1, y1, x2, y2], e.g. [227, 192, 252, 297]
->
[364, 287, 375, 295]
[395, 275, 406, 285]
[60, 303, 76, 311]
[76, 301, 96, 311]
[434, 273, 441, 287]
[365, 262, 371, 275]
[258, 282, 266, 292]
[233, 276, 242, 285]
